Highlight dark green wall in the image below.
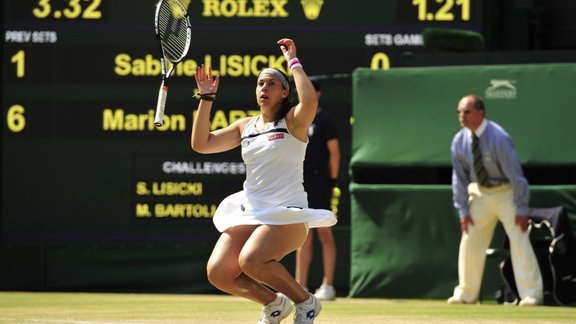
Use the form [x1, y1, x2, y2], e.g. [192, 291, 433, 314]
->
[350, 64, 576, 301]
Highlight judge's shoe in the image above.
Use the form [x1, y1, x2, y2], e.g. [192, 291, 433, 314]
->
[518, 296, 542, 307]
[447, 296, 476, 304]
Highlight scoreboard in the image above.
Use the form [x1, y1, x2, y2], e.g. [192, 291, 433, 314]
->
[2, 0, 483, 242]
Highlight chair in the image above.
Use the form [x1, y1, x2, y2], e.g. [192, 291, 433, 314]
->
[486, 206, 576, 306]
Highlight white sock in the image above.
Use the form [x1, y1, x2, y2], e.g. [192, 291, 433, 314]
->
[297, 294, 313, 306]
[267, 294, 282, 306]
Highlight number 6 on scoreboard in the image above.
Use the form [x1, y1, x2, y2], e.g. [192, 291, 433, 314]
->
[154, 0, 191, 127]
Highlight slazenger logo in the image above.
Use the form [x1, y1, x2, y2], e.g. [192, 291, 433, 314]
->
[202, 0, 325, 20]
[268, 133, 285, 141]
[485, 79, 517, 99]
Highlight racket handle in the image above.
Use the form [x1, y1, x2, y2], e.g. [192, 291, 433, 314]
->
[155, 84, 168, 127]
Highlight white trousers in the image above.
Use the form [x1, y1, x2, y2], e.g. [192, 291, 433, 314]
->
[452, 183, 543, 302]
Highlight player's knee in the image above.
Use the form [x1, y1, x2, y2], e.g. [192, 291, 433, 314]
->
[238, 254, 256, 277]
[206, 264, 233, 290]
[238, 253, 268, 279]
[206, 266, 221, 286]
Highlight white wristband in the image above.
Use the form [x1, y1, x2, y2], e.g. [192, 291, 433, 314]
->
[288, 57, 302, 71]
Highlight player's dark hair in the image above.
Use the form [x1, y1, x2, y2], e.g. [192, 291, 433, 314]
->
[256, 68, 294, 126]
[273, 69, 294, 125]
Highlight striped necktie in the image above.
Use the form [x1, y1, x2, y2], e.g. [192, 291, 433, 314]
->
[472, 133, 489, 186]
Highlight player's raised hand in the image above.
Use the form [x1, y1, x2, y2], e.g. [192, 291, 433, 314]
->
[194, 64, 219, 96]
[277, 38, 297, 62]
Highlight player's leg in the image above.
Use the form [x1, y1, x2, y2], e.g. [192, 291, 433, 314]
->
[240, 222, 322, 322]
[240, 223, 310, 303]
[207, 225, 278, 305]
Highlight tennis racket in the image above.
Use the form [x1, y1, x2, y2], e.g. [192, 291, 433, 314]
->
[154, 0, 191, 127]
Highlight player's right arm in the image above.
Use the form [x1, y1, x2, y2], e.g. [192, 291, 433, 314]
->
[191, 65, 244, 154]
[191, 117, 244, 154]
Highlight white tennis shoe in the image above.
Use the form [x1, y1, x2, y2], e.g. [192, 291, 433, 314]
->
[293, 293, 322, 324]
[258, 293, 293, 324]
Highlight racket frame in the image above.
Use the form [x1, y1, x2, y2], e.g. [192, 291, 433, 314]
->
[154, 0, 191, 127]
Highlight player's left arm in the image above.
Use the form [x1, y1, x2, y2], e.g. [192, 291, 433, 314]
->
[278, 38, 317, 141]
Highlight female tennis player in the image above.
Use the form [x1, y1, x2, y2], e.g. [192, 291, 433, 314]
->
[191, 38, 337, 324]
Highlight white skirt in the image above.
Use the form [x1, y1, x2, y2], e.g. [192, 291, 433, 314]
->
[213, 191, 338, 232]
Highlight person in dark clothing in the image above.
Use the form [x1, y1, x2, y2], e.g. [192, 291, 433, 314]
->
[295, 80, 341, 301]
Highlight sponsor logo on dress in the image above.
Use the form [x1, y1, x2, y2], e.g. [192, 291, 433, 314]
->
[485, 79, 517, 99]
[268, 133, 285, 141]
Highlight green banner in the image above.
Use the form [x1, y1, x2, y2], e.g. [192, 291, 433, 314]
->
[351, 64, 576, 170]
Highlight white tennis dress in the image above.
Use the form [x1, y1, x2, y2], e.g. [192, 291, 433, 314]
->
[213, 116, 337, 232]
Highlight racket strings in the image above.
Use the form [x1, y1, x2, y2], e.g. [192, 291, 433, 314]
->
[158, 1, 190, 62]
